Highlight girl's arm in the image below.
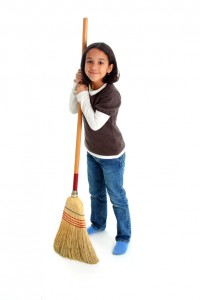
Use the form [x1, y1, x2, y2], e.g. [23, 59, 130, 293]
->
[69, 82, 78, 114]
[76, 91, 109, 131]
[69, 69, 83, 114]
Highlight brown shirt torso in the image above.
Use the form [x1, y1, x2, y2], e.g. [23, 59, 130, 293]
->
[83, 84, 125, 156]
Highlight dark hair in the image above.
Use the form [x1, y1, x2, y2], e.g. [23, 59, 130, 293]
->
[80, 42, 120, 86]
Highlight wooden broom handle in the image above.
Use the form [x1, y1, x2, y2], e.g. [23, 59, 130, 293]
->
[73, 18, 88, 192]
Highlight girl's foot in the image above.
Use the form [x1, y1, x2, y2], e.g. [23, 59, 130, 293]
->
[112, 241, 129, 255]
[87, 225, 105, 235]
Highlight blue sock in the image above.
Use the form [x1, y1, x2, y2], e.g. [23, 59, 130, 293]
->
[112, 241, 129, 255]
[87, 225, 104, 235]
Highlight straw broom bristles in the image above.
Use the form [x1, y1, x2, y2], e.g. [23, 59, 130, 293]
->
[54, 195, 99, 264]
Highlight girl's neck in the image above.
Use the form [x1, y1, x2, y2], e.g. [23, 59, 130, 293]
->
[90, 81, 104, 90]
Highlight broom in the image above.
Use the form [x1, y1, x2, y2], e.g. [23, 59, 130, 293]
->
[53, 18, 99, 264]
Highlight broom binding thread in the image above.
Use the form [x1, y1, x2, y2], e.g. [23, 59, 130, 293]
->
[62, 212, 86, 228]
[62, 203, 86, 229]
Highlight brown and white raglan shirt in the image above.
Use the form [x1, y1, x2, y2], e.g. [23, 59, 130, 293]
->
[69, 83, 125, 159]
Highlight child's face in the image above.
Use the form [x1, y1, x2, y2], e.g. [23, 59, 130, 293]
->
[85, 48, 113, 88]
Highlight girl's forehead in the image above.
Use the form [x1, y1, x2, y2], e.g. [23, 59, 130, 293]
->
[86, 48, 108, 60]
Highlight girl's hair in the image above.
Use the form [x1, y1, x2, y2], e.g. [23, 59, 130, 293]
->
[80, 42, 120, 86]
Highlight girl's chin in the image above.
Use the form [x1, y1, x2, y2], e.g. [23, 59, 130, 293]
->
[88, 75, 98, 80]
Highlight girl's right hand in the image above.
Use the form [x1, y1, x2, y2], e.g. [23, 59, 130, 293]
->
[74, 69, 82, 84]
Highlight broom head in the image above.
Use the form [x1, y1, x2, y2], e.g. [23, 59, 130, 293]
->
[54, 195, 99, 264]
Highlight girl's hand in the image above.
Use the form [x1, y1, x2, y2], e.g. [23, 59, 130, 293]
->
[75, 83, 88, 94]
[74, 69, 82, 84]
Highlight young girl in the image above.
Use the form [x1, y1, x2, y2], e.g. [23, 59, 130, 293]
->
[69, 42, 131, 255]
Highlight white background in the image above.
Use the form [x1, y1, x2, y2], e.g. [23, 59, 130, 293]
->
[0, 0, 200, 299]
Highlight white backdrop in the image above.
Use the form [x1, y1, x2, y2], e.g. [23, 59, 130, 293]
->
[0, 0, 200, 299]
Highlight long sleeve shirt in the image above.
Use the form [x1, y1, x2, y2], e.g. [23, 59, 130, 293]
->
[69, 83, 125, 158]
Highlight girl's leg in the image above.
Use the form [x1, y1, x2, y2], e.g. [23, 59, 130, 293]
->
[100, 153, 131, 243]
[87, 152, 107, 231]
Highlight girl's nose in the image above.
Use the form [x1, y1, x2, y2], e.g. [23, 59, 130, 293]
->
[90, 62, 97, 69]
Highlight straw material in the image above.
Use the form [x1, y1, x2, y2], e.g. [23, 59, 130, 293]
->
[54, 196, 99, 264]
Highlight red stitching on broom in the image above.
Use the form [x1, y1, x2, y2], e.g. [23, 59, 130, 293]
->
[62, 212, 86, 228]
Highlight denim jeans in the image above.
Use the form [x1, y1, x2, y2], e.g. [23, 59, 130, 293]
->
[87, 152, 131, 242]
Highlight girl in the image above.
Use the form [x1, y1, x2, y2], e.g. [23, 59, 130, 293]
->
[69, 42, 131, 255]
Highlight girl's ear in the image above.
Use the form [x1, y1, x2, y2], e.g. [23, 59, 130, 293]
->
[108, 64, 114, 74]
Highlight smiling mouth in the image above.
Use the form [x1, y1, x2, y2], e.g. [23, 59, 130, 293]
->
[89, 72, 99, 75]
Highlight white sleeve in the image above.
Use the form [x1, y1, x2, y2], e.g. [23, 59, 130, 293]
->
[69, 83, 78, 114]
[76, 91, 110, 131]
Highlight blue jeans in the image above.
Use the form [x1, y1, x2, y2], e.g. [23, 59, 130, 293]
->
[87, 152, 131, 242]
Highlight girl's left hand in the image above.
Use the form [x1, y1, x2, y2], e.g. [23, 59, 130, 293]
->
[75, 84, 88, 94]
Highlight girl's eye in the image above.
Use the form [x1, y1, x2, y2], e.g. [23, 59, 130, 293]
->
[86, 60, 105, 65]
